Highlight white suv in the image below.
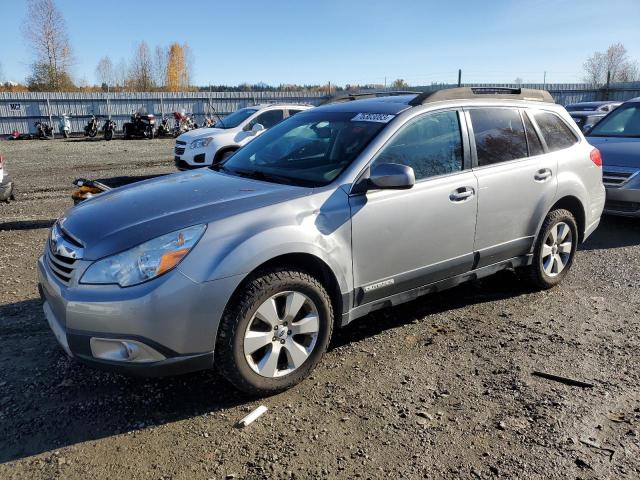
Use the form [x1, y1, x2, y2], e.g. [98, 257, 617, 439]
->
[174, 104, 311, 170]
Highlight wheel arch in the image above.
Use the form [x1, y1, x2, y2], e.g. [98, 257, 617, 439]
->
[538, 195, 587, 244]
[222, 252, 346, 332]
[213, 145, 239, 164]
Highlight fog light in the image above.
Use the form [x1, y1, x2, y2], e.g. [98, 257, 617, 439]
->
[90, 338, 166, 363]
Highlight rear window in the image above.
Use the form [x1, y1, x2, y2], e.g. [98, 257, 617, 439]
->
[533, 111, 578, 151]
[469, 108, 528, 166]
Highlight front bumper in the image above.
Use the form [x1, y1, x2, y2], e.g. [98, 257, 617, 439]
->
[174, 144, 209, 170]
[604, 186, 640, 217]
[38, 253, 240, 377]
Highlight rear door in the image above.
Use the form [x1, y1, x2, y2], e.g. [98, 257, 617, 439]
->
[350, 109, 478, 304]
[467, 107, 558, 267]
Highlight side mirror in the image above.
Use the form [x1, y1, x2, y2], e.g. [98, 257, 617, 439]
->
[368, 163, 415, 190]
[251, 123, 265, 135]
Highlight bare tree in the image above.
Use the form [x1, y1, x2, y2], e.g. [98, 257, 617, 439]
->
[22, 0, 74, 90]
[584, 43, 639, 84]
[95, 56, 114, 90]
[115, 58, 128, 90]
[128, 41, 154, 91]
[153, 46, 168, 89]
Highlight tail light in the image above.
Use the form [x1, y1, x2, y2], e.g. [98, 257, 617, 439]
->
[590, 148, 602, 167]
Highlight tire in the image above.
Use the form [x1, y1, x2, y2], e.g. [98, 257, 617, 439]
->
[104, 129, 113, 141]
[216, 268, 334, 395]
[146, 126, 154, 139]
[522, 209, 578, 289]
[88, 128, 97, 138]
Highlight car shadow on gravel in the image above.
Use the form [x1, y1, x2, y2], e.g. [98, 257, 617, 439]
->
[332, 269, 532, 349]
[580, 215, 640, 251]
[0, 298, 253, 464]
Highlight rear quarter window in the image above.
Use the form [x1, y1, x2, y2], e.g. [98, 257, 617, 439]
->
[533, 111, 578, 152]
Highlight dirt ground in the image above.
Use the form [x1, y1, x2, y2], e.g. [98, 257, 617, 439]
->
[0, 138, 639, 479]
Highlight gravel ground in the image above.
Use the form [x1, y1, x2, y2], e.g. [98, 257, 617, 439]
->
[0, 138, 639, 479]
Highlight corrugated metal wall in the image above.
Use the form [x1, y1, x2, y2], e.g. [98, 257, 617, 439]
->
[0, 91, 328, 134]
[1, 84, 640, 135]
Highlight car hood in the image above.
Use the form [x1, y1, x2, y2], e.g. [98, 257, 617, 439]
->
[587, 136, 640, 168]
[60, 169, 308, 260]
[177, 127, 229, 142]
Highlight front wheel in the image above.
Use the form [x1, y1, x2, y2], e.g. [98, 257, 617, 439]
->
[216, 268, 334, 395]
[522, 209, 578, 289]
[104, 129, 113, 141]
[88, 128, 97, 138]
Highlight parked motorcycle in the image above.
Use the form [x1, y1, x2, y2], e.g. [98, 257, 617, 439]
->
[156, 116, 172, 137]
[34, 121, 54, 139]
[123, 109, 155, 139]
[58, 113, 71, 138]
[172, 110, 198, 137]
[84, 115, 99, 137]
[103, 118, 116, 141]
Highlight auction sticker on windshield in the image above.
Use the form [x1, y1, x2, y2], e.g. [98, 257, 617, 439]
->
[351, 113, 395, 123]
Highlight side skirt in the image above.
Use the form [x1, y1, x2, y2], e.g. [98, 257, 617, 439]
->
[340, 255, 532, 327]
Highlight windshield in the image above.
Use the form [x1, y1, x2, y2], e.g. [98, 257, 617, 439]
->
[588, 105, 640, 138]
[214, 111, 389, 187]
[214, 108, 258, 129]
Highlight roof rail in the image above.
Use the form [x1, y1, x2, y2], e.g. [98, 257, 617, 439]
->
[408, 87, 554, 106]
[320, 90, 421, 105]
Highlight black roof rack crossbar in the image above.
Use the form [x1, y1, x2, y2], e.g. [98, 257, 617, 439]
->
[408, 87, 554, 106]
[320, 90, 421, 105]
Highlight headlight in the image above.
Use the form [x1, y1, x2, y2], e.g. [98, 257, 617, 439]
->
[81, 225, 206, 287]
[190, 137, 213, 149]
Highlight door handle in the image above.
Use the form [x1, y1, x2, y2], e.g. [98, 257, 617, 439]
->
[449, 186, 475, 202]
[534, 168, 552, 182]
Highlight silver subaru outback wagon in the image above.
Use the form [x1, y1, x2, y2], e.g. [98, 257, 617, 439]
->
[38, 88, 605, 394]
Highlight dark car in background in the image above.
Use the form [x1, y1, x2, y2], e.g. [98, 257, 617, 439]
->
[587, 98, 640, 216]
[565, 101, 622, 133]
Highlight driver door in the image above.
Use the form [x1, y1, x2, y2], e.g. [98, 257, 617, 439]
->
[349, 110, 478, 305]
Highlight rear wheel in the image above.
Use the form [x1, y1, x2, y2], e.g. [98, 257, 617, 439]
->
[522, 209, 578, 289]
[88, 128, 97, 138]
[216, 268, 334, 395]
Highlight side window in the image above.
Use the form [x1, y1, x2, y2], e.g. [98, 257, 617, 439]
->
[532, 111, 578, 152]
[372, 110, 463, 181]
[287, 109, 305, 117]
[249, 110, 285, 129]
[522, 111, 545, 156]
[469, 108, 528, 166]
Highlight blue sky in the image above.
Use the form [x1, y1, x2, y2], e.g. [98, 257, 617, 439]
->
[1, 0, 639, 86]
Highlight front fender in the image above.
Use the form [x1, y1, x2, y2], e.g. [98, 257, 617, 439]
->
[178, 188, 353, 295]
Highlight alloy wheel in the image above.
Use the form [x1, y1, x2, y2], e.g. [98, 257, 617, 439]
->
[541, 221, 573, 277]
[243, 291, 320, 378]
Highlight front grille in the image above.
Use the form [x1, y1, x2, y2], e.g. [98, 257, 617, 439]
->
[602, 169, 638, 187]
[605, 200, 640, 213]
[174, 147, 186, 155]
[47, 250, 77, 285]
